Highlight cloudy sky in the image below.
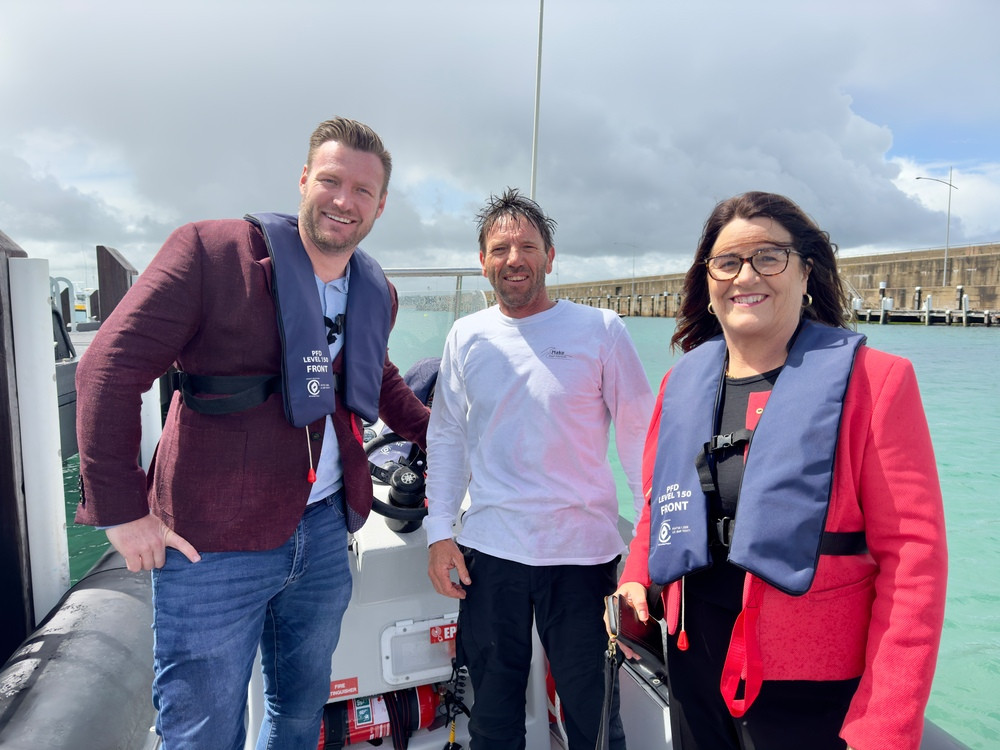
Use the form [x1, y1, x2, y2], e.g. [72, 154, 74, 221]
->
[2, 0, 999, 289]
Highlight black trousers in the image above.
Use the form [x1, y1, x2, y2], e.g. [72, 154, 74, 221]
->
[667, 593, 860, 750]
[456, 548, 625, 750]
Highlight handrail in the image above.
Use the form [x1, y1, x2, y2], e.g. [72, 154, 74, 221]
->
[384, 267, 485, 325]
[383, 267, 481, 278]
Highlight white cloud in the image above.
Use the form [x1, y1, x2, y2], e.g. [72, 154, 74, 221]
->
[894, 160, 1000, 244]
[1, 0, 998, 284]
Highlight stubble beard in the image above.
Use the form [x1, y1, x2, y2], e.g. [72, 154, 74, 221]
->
[492, 271, 546, 313]
[299, 204, 368, 257]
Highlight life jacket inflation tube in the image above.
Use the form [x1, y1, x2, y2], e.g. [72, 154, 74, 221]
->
[649, 320, 870, 717]
[648, 320, 867, 596]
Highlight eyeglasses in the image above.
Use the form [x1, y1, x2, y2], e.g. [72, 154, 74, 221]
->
[704, 247, 800, 281]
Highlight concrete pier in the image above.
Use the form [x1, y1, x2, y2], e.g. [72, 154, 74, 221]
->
[547, 242, 1000, 325]
[852, 307, 997, 327]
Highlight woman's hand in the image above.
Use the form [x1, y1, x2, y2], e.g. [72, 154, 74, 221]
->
[605, 581, 651, 660]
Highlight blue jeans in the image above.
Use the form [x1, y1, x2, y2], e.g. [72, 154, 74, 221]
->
[151, 493, 351, 750]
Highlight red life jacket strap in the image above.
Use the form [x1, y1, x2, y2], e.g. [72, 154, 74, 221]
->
[719, 574, 765, 717]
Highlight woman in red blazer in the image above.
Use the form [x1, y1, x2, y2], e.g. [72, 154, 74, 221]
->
[614, 192, 947, 750]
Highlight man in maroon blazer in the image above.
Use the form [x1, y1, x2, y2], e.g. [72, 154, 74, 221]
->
[75, 117, 429, 749]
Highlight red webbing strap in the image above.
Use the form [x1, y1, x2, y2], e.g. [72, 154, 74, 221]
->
[719, 394, 770, 717]
[719, 574, 765, 717]
[665, 580, 680, 635]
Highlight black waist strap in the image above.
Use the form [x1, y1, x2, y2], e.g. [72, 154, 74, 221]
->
[711, 516, 867, 556]
[818, 530, 869, 556]
[177, 372, 282, 415]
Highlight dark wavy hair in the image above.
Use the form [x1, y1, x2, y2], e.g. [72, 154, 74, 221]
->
[476, 187, 557, 253]
[307, 117, 392, 195]
[671, 191, 849, 352]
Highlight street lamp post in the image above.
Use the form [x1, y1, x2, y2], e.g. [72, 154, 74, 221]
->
[614, 242, 639, 315]
[529, 0, 543, 201]
[916, 167, 958, 287]
[631, 250, 636, 315]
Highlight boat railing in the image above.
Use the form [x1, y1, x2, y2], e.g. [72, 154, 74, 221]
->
[381, 267, 488, 373]
[384, 266, 486, 325]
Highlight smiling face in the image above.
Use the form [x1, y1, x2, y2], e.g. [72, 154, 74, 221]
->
[480, 215, 555, 318]
[298, 140, 387, 269]
[707, 216, 811, 362]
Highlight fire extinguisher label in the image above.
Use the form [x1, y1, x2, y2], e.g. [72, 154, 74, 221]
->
[329, 677, 359, 699]
[352, 695, 391, 731]
[354, 698, 374, 726]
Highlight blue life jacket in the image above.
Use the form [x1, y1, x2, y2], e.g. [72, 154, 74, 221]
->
[648, 320, 866, 595]
[246, 212, 391, 426]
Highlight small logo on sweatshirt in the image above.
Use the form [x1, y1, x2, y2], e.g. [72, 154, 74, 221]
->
[542, 347, 571, 360]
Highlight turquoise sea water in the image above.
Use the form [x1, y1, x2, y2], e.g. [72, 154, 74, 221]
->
[63, 310, 999, 748]
[616, 318, 1000, 750]
[385, 311, 1000, 749]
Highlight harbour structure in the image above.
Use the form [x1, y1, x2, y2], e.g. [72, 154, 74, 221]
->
[547, 242, 1000, 325]
[0, 236, 976, 748]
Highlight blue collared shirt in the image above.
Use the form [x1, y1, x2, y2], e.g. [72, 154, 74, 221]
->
[307, 269, 349, 502]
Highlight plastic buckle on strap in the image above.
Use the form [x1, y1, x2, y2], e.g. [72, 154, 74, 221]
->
[711, 432, 737, 450]
[706, 428, 754, 454]
[715, 516, 735, 547]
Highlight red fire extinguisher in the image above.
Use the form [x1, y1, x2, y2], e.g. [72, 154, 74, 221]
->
[318, 683, 440, 749]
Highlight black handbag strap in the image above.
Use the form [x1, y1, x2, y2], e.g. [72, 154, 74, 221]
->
[596, 595, 621, 750]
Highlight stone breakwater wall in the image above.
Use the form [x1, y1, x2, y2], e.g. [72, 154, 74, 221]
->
[547, 243, 1000, 317]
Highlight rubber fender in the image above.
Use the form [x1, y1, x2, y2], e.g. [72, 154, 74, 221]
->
[0, 549, 158, 749]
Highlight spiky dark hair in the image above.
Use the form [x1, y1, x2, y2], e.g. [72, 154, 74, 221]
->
[476, 187, 557, 251]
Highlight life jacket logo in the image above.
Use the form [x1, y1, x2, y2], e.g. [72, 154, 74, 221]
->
[658, 520, 672, 545]
[307, 379, 321, 397]
[654, 483, 692, 547]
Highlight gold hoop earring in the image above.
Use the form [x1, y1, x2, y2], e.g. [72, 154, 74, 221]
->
[707, 302, 715, 315]
[803, 293, 813, 308]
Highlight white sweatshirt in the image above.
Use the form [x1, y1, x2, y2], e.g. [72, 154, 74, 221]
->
[425, 300, 654, 566]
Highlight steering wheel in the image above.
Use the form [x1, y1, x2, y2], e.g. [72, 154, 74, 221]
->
[364, 429, 428, 532]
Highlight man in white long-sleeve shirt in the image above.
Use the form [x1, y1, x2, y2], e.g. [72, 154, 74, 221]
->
[425, 188, 653, 750]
